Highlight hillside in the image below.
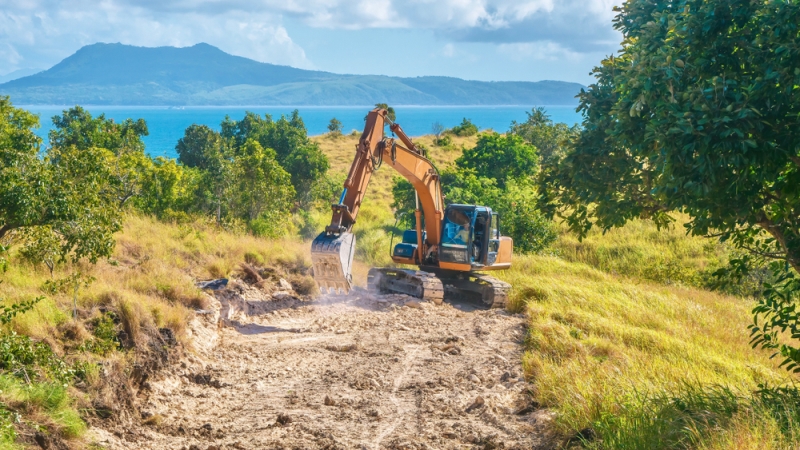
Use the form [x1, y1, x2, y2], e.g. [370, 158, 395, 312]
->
[0, 43, 583, 106]
[2, 207, 792, 448]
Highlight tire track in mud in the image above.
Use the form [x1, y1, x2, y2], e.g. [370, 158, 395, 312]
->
[373, 346, 420, 449]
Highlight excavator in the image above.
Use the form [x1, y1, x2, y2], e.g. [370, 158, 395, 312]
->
[310, 108, 512, 308]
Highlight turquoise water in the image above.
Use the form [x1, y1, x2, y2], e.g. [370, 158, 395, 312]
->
[23, 105, 582, 159]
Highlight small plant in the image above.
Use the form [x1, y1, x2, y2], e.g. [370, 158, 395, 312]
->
[0, 332, 82, 384]
[0, 294, 43, 325]
[79, 312, 121, 356]
[431, 121, 445, 139]
[450, 118, 478, 137]
[0, 403, 20, 445]
[41, 272, 95, 318]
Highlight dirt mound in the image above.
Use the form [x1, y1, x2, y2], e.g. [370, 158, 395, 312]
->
[89, 279, 554, 449]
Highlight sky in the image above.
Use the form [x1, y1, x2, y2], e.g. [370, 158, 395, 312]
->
[0, 0, 622, 84]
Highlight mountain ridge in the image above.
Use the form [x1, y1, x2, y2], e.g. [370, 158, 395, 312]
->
[0, 43, 584, 106]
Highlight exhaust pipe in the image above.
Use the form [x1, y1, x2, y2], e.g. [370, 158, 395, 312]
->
[310, 232, 356, 294]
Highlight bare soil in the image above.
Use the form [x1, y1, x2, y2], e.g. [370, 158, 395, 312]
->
[89, 280, 554, 449]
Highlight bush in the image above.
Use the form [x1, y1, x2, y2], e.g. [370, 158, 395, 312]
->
[450, 118, 478, 137]
[434, 135, 452, 147]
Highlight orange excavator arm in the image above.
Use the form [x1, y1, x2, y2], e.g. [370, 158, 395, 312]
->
[311, 108, 444, 292]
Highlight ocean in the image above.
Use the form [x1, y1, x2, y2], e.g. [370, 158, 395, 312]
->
[23, 105, 582, 159]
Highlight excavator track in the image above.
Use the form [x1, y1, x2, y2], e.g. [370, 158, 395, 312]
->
[366, 268, 509, 309]
[367, 268, 444, 304]
[440, 272, 511, 309]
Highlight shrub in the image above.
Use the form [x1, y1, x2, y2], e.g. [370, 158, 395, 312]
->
[434, 135, 452, 147]
[450, 118, 478, 137]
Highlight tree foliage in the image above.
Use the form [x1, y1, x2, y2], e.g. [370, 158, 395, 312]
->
[393, 130, 555, 253]
[457, 132, 538, 189]
[509, 107, 579, 165]
[0, 99, 122, 265]
[541, 0, 800, 372]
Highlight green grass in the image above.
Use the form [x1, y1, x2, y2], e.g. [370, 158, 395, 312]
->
[495, 254, 796, 448]
[552, 217, 728, 288]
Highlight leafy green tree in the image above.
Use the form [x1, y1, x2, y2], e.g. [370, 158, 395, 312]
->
[175, 124, 223, 170]
[220, 111, 329, 204]
[135, 157, 201, 220]
[392, 168, 556, 253]
[227, 140, 294, 235]
[327, 117, 343, 135]
[49, 106, 148, 154]
[509, 107, 579, 165]
[450, 118, 479, 137]
[541, 0, 800, 371]
[0, 98, 122, 266]
[283, 144, 330, 206]
[50, 107, 151, 207]
[456, 133, 538, 189]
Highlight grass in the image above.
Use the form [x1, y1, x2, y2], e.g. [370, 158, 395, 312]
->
[495, 252, 797, 448]
[552, 217, 729, 289]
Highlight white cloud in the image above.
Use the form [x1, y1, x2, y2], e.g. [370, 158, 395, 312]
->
[498, 41, 581, 62]
[0, 0, 620, 75]
[0, 0, 312, 73]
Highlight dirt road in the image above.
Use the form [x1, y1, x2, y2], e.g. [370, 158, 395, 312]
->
[90, 280, 552, 449]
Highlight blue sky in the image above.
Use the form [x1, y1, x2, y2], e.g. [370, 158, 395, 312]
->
[0, 0, 621, 84]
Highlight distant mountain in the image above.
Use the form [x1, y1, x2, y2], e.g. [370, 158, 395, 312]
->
[0, 43, 584, 106]
[0, 68, 44, 84]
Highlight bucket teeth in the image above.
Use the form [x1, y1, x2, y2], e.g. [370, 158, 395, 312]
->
[311, 232, 356, 294]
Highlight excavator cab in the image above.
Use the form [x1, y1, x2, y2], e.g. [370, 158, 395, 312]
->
[439, 205, 508, 270]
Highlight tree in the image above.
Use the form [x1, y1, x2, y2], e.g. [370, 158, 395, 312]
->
[541, 0, 800, 371]
[135, 157, 201, 220]
[0, 98, 122, 266]
[393, 132, 555, 253]
[283, 143, 330, 206]
[327, 117, 343, 135]
[509, 107, 579, 165]
[50, 106, 151, 207]
[227, 140, 294, 236]
[450, 118, 479, 137]
[219, 111, 329, 204]
[175, 124, 223, 170]
[457, 133, 538, 189]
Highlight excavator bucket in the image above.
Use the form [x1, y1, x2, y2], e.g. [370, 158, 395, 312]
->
[311, 232, 356, 294]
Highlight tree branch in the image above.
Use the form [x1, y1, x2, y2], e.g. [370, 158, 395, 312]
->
[791, 155, 800, 169]
[758, 216, 800, 275]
